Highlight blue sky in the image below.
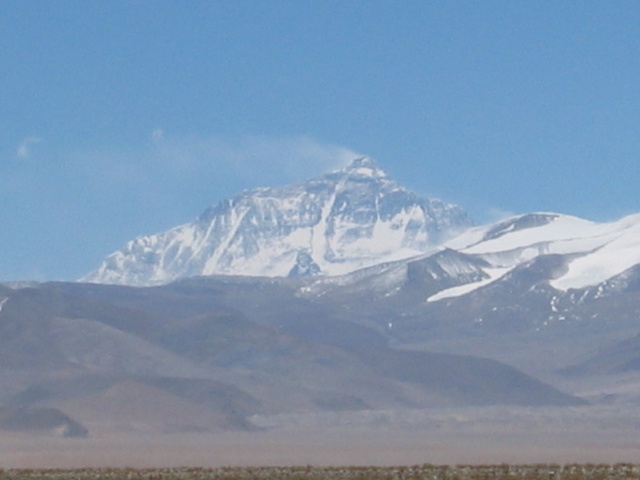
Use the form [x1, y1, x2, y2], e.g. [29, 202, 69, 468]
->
[2, 1, 640, 281]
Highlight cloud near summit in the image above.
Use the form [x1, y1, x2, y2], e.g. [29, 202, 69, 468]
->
[148, 133, 362, 185]
[72, 133, 360, 192]
[63, 134, 363, 231]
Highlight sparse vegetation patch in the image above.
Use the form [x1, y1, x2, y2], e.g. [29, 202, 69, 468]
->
[0, 464, 639, 480]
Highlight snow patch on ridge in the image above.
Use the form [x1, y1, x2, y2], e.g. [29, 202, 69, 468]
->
[426, 267, 512, 302]
[461, 214, 597, 255]
[0, 297, 8, 313]
[550, 217, 640, 290]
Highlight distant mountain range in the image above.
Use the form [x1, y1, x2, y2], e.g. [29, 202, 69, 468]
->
[3, 157, 640, 437]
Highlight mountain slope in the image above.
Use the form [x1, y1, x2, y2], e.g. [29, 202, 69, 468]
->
[84, 157, 472, 286]
[0, 406, 88, 437]
[285, 211, 640, 398]
[0, 279, 585, 437]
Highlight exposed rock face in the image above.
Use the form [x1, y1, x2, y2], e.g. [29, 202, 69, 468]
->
[288, 250, 321, 278]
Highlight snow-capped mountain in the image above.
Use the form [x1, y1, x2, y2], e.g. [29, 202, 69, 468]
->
[9, 207, 640, 436]
[83, 157, 472, 286]
[429, 211, 640, 300]
[296, 211, 640, 306]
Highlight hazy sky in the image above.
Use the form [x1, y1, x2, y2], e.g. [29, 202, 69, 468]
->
[2, 1, 640, 281]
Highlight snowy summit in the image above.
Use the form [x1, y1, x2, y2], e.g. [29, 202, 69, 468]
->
[83, 158, 472, 286]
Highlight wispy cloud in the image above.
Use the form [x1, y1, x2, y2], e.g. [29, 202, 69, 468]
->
[148, 133, 361, 185]
[151, 128, 165, 142]
[74, 133, 361, 188]
[64, 133, 364, 228]
[16, 136, 42, 159]
[485, 207, 516, 222]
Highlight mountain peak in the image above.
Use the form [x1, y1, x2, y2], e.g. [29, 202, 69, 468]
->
[341, 156, 387, 178]
[347, 156, 377, 169]
[84, 157, 472, 286]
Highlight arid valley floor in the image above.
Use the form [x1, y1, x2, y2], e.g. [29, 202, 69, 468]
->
[1, 405, 639, 469]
